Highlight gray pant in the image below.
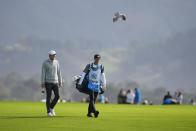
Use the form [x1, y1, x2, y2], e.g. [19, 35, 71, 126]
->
[45, 83, 60, 113]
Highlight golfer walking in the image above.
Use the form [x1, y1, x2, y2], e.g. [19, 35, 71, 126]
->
[41, 50, 62, 116]
[78, 54, 106, 118]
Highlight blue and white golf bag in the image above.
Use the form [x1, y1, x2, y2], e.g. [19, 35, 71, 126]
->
[73, 63, 104, 95]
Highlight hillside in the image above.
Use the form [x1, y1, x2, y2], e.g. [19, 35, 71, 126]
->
[0, 28, 196, 90]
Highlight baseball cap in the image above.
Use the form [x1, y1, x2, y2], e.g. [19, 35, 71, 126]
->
[94, 54, 101, 59]
[48, 50, 56, 55]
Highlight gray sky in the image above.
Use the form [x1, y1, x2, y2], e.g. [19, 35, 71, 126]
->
[0, 0, 196, 45]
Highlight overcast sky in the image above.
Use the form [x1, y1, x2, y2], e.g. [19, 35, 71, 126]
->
[0, 0, 196, 46]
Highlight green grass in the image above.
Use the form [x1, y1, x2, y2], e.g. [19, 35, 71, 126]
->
[0, 101, 196, 131]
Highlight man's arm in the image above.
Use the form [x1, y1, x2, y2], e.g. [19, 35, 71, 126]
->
[78, 72, 86, 85]
[41, 62, 46, 88]
[101, 73, 106, 88]
[57, 61, 62, 87]
[101, 66, 106, 89]
[77, 64, 90, 88]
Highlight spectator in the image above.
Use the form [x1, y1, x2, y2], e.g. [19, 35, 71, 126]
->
[82, 98, 87, 103]
[163, 91, 172, 102]
[190, 99, 196, 105]
[118, 89, 126, 104]
[126, 89, 135, 104]
[176, 91, 183, 105]
[173, 92, 178, 100]
[142, 100, 149, 105]
[105, 97, 109, 104]
[99, 94, 105, 104]
[149, 101, 153, 105]
[134, 88, 141, 104]
[163, 91, 177, 105]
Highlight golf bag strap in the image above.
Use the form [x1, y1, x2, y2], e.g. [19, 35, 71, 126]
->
[86, 63, 93, 75]
[88, 63, 103, 74]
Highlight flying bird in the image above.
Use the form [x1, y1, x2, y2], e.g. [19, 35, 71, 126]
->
[113, 12, 126, 22]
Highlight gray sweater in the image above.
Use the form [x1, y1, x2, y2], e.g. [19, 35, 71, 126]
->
[41, 59, 62, 84]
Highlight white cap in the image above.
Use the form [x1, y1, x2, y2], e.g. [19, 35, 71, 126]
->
[48, 50, 56, 55]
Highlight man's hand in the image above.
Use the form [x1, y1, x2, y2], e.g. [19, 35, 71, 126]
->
[58, 83, 62, 88]
[77, 84, 82, 88]
[41, 84, 45, 89]
[103, 85, 106, 90]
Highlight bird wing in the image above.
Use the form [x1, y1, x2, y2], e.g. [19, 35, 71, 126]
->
[114, 12, 120, 17]
[119, 14, 126, 20]
[113, 17, 118, 22]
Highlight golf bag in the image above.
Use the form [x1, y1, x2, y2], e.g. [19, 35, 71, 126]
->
[74, 63, 105, 95]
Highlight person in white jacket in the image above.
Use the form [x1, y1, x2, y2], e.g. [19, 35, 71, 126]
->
[176, 92, 183, 105]
[126, 89, 135, 104]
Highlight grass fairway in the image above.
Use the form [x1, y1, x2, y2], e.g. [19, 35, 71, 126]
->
[0, 101, 196, 131]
